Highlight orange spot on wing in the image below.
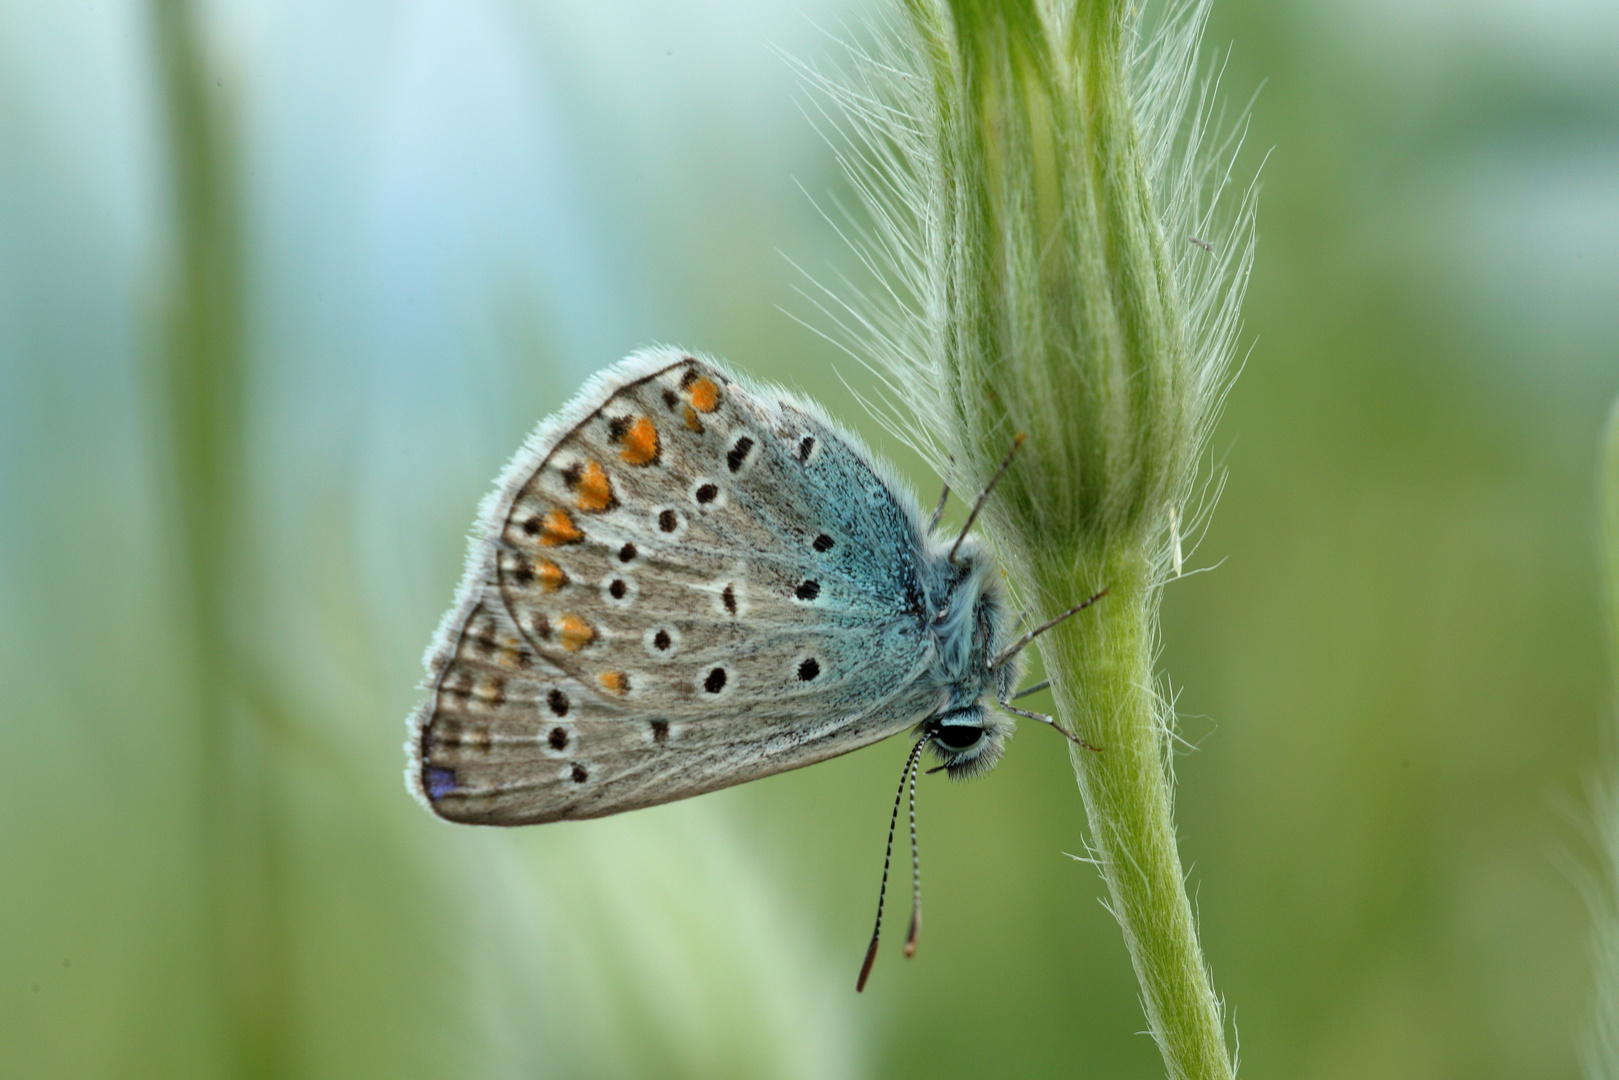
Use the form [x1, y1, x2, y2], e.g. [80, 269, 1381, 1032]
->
[536, 560, 567, 591]
[618, 417, 660, 466]
[555, 614, 595, 652]
[682, 404, 703, 432]
[687, 377, 720, 413]
[598, 671, 630, 695]
[574, 459, 615, 511]
[537, 508, 582, 546]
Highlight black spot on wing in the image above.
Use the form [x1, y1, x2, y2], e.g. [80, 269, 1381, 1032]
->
[727, 435, 754, 472]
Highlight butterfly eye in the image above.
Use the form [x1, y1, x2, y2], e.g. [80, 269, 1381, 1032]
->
[933, 725, 984, 751]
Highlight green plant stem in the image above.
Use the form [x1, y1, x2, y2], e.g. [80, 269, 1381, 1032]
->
[1045, 552, 1230, 1080]
[918, 5, 1233, 1074]
[801, 0, 1248, 1069]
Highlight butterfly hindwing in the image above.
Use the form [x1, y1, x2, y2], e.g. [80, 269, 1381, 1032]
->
[409, 349, 943, 824]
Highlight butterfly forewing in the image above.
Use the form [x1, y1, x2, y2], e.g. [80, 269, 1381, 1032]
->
[410, 350, 943, 825]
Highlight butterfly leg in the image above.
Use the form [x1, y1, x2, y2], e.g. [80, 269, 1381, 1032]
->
[989, 588, 1109, 669]
[1011, 678, 1050, 701]
[998, 698, 1103, 753]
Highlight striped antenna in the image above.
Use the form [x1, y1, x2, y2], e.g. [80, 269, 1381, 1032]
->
[857, 737, 927, 992]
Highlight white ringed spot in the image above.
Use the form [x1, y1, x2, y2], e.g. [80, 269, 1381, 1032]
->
[643, 624, 681, 659]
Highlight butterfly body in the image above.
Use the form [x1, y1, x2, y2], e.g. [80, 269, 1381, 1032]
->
[407, 348, 1021, 826]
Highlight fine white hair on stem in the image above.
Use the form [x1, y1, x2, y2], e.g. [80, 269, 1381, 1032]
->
[784, 0, 1258, 562]
[778, 14, 944, 456]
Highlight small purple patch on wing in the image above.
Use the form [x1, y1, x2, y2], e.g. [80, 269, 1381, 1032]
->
[426, 768, 458, 800]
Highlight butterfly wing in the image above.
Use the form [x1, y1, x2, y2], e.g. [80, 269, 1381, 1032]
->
[407, 349, 944, 825]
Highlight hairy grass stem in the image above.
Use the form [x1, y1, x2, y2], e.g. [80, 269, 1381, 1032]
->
[795, 1, 1255, 1074]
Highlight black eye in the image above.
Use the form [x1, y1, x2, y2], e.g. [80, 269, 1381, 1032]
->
[934, 725, 984, 750]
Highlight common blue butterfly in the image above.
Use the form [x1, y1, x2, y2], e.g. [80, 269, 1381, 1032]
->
[406, 347, 1102, 987]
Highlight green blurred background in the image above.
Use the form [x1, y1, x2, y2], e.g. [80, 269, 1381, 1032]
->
[4, 1, 1616, 1077]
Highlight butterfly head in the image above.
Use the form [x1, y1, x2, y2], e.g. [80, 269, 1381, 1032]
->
[917, 536, 1024, 779]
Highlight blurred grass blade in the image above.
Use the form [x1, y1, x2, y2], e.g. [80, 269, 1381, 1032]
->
[149, 2, 292, 1076]
[1603, 397, 1619, 693]
[1589, 397, 1619, 1080]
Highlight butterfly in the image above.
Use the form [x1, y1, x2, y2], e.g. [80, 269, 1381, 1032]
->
[406, 347, 1102, 987]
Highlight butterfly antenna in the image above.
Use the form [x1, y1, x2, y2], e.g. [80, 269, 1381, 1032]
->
[989, 588, 1109, 669]
[948, 433, 1026, 564]
[927, 455, 956, 534]
[859, 739, 926, 992]
[927, 482, 950, 534]
[904, 742, 922, 959]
